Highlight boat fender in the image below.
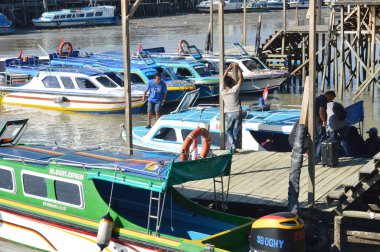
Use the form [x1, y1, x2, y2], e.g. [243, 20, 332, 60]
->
[178, 39, 190, 54]
[53, 96, 68, 103]
[96, 213, 114, 251]
[58, 41, 73, 57]
[180, 127, 211, 161]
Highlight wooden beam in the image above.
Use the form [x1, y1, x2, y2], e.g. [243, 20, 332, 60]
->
[218, 0, 225, 149]
[307, 0, 316, 207]
[121, 0, 133, 155]
[242, 0, 246, 46]
[281, 0, 286, 55]
[300, 76, 310, 125]
[210, 0, 214, 53]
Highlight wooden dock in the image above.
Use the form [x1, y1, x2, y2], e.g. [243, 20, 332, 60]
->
[176, 150, 371, 213]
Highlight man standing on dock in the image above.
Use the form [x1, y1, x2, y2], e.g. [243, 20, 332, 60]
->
[315, 91, 336, 162]
[142, 73, 167, 128]
[221, 63, 244, 154]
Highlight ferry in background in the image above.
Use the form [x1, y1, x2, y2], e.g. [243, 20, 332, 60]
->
[266, 0, 286, 9]
[0, 13, 14, 34]
[32, 5, 118, 28]
[243, 1, 269, 12]
[196, 0, 243, 12]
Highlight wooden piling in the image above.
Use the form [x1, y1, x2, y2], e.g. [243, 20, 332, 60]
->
[242, 0, 247, 46]
[369, 6, 376, 103]
[218, 0, 225, 149]
[281, 0, 286, 55]
[308, 0, 316, 206]
[210, 0, 214, 53]
[356, 6, 361, 88]
[340, 6, 345, 100]
[121, 0, 133, 155]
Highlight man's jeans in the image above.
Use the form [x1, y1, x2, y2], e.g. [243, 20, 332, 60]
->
[315, 124, 326, 162]
[225, 111, 242, 150]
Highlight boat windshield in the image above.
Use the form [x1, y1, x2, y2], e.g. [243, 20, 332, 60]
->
[41, 13, 54, 20]
[96, 76, 118, 88]
[106, 73, 124, 87]
[242, 59, 266, 71]
[145, 71, 157, 80]
[193, 65, 212, 77]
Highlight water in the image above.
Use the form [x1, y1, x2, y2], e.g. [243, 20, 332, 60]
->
[0, 8, 377, 151]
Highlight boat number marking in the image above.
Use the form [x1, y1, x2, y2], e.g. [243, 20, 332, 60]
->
[256, 235, 284, 249]
[49, 168, 84, 180]
[43, 201, 67, 211]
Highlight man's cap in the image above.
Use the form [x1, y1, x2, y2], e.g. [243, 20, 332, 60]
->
[366, 127, 378, 135]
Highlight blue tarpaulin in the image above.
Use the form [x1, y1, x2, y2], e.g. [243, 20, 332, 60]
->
[345, 100, 364, 126]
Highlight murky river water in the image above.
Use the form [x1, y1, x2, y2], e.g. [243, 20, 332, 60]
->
[0, 9, 378, 150]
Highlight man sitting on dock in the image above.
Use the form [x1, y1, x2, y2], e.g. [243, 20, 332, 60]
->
[365, 127, 380, 158]
[315, 90, 336, 162]
[221, 63, 244, 154]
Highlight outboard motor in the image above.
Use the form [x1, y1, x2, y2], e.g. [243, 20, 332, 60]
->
[250, 212, 305, 252]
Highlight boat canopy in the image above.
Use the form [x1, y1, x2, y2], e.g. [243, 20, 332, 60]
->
[0, 119, 231, 193]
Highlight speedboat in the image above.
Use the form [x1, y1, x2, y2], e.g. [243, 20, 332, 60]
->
[32, 5, 118, 28]
[0, 13, 14, 34]
[127, 89, 300, 153]
[50, 50, 196, 103]
[243, 1, 270, 12]
[0, 118, 254, 251]
[173, 43, 289, 93]
[0, 57, 144, 113]
[288, 0, 310, 8]
[266, 0, 286, 9]
[196, 0, 243, 12]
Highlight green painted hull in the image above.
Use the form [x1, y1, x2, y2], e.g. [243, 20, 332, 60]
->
[0, 144, 253, 251]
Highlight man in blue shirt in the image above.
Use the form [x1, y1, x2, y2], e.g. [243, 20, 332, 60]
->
[142, 73, 167, 128]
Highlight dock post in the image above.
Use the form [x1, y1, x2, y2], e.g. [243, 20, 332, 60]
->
[295, 6, 299, 27]
[242, 0, 247, 46]
[356, 6, 361, 88]
[281, 0, 286, 55]
[43, 0, 48, 11]
[302, 36, 306, 86]
[218, 0, 226, 149]
[369, 6, 376, 103]
[339, 6, 345, 100]
[210, 0, 214, 53]
[307, 0, 316, 206]
[121, 0, 133, 155]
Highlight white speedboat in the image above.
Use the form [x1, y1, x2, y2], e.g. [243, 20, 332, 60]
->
[125, 90, 300, 153]
[266, 0, 285, 9]
[243, 1, 269, 12]
[32, 5, 117, 28]
[196, 0, 243, 12]
[0, 13, 14, 34]
[288, 0, 309, 8]
[0, 58, 144, 113]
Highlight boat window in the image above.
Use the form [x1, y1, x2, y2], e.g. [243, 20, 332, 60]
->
[86, 13, 94, 17]
[95, 12, 103, 17]
[42, 76, 61, 89]
[145, 71, 156, 80]
[23, 174, 47, 198]
[161, 69, 173, 81]
[0, 168, 15, 192]
[154, 128, 177, 141]
[60, 15, 65, 19]
[107, 73, 124, 87]
[96, 76, 118, 88]
[77, 13, 85, 18]
[75, 78, 98, 90]
[66, 14, 72, 19]
[242, 59, 265, 71]
[193, 65, 212, 77]
[60, 76, 75, 89]
[54, 15, 59, 20]
[175, 68, 193, 78]
[130, 73, 145, 85]
[54, 180, 81, 206]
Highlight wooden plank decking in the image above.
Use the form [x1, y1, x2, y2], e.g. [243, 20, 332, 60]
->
[175, 150, 371, 213]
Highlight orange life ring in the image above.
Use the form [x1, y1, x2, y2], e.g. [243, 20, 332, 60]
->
[58, 41, 73, 57]
[178, 39, 190, 54]
[180, 128, 211, 161]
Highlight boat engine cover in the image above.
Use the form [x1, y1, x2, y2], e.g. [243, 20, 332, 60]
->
[249, 212, 305, 252]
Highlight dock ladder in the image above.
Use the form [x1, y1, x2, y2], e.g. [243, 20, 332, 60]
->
[147, 190, 166, 236]
[213, 173, 231, 212]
